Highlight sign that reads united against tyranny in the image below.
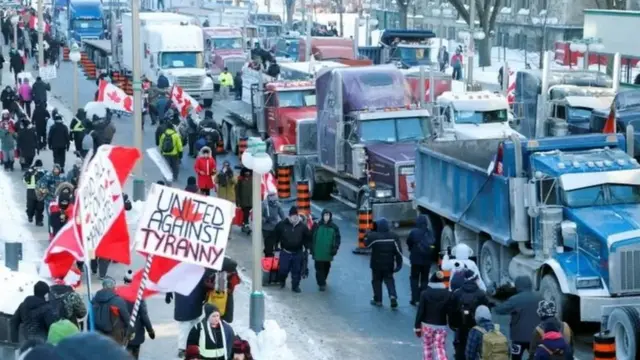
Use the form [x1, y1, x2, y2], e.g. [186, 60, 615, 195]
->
[135, 184, 235, 270]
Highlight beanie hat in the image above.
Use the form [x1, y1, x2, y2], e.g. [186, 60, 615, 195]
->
[474, 305, 492, 323]
[185, 345, 200, 360]
[429, 271, 445, 283]
[47, 319, 79, 345]
[537, 300, 557, 319]
[204, 303, 220, 319]
[101, 277, 116, 289]
[289, 206, 298, 216]
[34, 281, 50, 298]
[34, 159, 43, 167]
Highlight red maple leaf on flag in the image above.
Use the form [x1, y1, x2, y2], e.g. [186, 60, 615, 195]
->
[170, 198, 204, 223]
[174, 87, 184, 104]
[107, 91, 121, 104]
[181, 98, 192, 117]
[123, 96, 133, 112]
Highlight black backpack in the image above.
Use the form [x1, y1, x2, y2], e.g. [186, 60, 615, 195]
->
[161, 130, 175, 153]
[50, 292, 71, 320]
[416, 229, 435, 256]
[458, 291, 479, 327]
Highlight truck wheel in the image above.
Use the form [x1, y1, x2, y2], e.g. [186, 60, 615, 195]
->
[539, 274, 569, 321]
[307, 164, 330, 200]
[607, 306, 640, 360]
[479, 240, 501, 289]
[203, 99, 213, 108]
[440, 225, 456, 251]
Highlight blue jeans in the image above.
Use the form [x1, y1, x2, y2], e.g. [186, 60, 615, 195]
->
[278, 250, 303, 288]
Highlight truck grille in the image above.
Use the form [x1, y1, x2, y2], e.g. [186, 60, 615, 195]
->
[610, 245, 640, 295]
[223, 58, 245, 76]
[175, 76, 202, 90]
[296, 119, 317, 155]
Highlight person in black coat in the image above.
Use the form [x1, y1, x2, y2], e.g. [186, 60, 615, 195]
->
[273, 206, 312, 293]
[406, 214, 435, 305]
[17, 119, 38, 169]
[234, 72, 242, 100]
[48, 114, 70, 171]
[365, 218, 403, 308]
[1, 85, 17, 112]
[122, 273, 155, 359]
[31, 77, 49, 106]
[32, 103, 50, 150]
[69, 109, 86, 153]
[9, 49, 24, 84]
[165, 273, 207, 358]
[414, 271, 452, 356]
[11, 281, 58, 343]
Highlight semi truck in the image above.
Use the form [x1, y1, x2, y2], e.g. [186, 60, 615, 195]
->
[308, 66, 431, 224]
[117, 12, 214, 106]
[66, 0, 104, 41]
[358, 29, 435, 68]
[202, 26, 246, 89]
[413, 132, 640, 359]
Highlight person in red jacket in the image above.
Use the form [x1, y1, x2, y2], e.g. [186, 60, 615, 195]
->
[193, 146, 216, 195]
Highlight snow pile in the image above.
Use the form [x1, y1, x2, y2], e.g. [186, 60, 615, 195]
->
[0, 265, 46, 315]
[237, 320, 297, 360]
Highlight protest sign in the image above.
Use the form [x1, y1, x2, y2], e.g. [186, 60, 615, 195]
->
[146, 147, 174, 183]
[77, 147, 125, 255]
[135, 184, 235, 270]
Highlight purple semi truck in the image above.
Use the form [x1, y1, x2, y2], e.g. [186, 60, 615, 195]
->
[302, 66, 431, 226]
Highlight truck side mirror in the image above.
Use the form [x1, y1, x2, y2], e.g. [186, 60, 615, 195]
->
[560, 221, 577, 250]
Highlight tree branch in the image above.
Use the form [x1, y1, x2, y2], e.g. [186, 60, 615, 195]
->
[475, 0, 485, 26]
[447, 0, 470, 24]
[487, 0, 502, 31]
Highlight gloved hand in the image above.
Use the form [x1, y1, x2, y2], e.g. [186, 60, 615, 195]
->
[165, 292, 173, 304]
[414, 328, 422, 338]
[148, 328, 155, 340]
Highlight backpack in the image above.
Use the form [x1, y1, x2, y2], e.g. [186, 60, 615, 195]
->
[458, 291, 479, 327]
[92, 301, 121, 334]
[161, 130, 175, 153]
[416, 230, 434, 256]
[537, 344, 565, 360]
[474, 325, 509, 360]
[50, 292, 71, 320]
[536, 322, 572, 344]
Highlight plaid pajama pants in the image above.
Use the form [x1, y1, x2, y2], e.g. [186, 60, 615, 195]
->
[422, 324, 448, 360]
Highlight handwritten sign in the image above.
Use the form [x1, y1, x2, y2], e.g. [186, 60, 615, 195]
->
[135, 184, 235, 270]
[77, 147, 124, 253]
[39, 65, 57, 81]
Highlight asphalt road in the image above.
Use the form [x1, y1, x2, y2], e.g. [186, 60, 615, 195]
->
[34, 59, 596, 359]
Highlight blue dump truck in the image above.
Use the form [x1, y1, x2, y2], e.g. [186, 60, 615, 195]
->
[358, 29, 435, 68]
[414, 133, 640, 358]
[67, 0, 104, 42]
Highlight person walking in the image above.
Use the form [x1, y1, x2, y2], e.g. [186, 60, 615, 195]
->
[451, 50, 463, 81]
[69, 109, 86, 153]
[48, 279, 87, 328]
[494, 276, 542, 360]
[437, 46, 449, 72]
[46, 319, 79, 345]
[32, 102, 50, 150]
[464, 305, 509, 360]
[0, 119, 16, 170]
[406, 214, 436, 306]
[216, 160, 236, 200]
[310, 209, 341, 291]
[218, 67, 234, 100]
[18, 77, 31, 116]
[187, 304, 235, 360]
[10, 281, 58, 343]
[47, 112, 70, 171]
[529, 300, 574, 356]
[91, 277, 130, 345]
[365, 218, 403, 308]
[123, 275, 155, 359]
[262, 190, 285, 257]
[531, 321, 574, 360]
[274, 206, 311, 293]
[159, 120, 183, 181]
[194, 146, 216, 195]
[16, 118, 37, 169]
[414, 271, 451, 360]
[24, 159, 45, 225]
[165, 274, 207, 358]
[235, 167, 253, 233]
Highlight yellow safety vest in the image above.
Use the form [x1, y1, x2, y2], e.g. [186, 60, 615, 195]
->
[72, 121, 85, 132]
[198, 323, 226, 359]
[218, 73, 233, 87]
[25, 173, 36, 189]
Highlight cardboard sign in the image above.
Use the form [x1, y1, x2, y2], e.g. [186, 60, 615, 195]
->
[135, 184, 235, 270]
[39, 65, 57, 81]
[77, 147, 124, 253]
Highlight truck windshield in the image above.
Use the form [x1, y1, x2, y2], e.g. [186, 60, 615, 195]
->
[160, 52, 204, 69]
[213, 38, 243, 50]
[72, 19, 102, 29]
[359, 117, 428, 143]
[278, 90, 315, 107]
[564, 184, 640, 207]
[260, 25, 281, 37]
[567, 107, 592, 122]
[397, 47, 430, 63]
[455, 109, 509, 124]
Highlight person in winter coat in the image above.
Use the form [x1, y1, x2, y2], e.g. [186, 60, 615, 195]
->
[46, 319, 79, 345]
[451, 50, 463, 81]
[365, 218, 403, 308]
[65, 159, 83, 187]
[32, 102, 50, 150]
[24, 159, 45, 225]
[17, 118, 38, 169]
[18, 77, 31, 116]
[235, 168, 253, 232]
[216, 160, 236, 202]
[448, 268, 491, 360]
[187, 304, 235, 360]
[414, 271, 451, 359]
[202, 256, 241, 323]
[311, 209, 341, 291]
[69, 109, 86, 153]
[48, 113, 70, 171]
[0, 119, 17, 170]
[1, 85, 17, 112]
[194, 146, 216, 195]
[9, 48, 24, 83]
[122, 275, 155, 359]
[11, 281, 58, 343]
[262, 190, 285, 257]
[186, 115, 199, 157]
[185, 176, 199, 193]
[159, 122, 183, 181]
[273, 206, 312, 293]
[494, 276, 542, 360]
[91, 277, 130, 345]
[37, 163, 64, 206]
[20, 332, 135, 360]
[437, 46, 449, 72]
[31, 76, 49, 106]
[49, 281, 87, 328]
[464, 305, 496, 360]
[95, 118, 116, 145]
[157, 72, 170, 89]
[532, 319, 573, 360]
[406, 214, 435, 305]
[232, 339, 254, 360]
[234, 72, 243, 100]
[529, 300, 574, 356]
[166, 273, 207, 358]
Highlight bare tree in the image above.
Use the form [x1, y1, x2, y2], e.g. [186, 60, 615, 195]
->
[447, 0, 502, 67]
[594, 0, 625, 9]
[527, 2, 559, 69]
[396, 0, 409, 29]
[286, 0, 295, 27]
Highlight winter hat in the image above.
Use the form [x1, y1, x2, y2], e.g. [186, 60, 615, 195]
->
[185, 345, 200, 360]
[204, 303, 220, 319]
[101, 277, 116, 289]
[429, 271, 445, 283]
[474, 305, 492, 323]
[537, 300, 557, 319]
[289, 206, 299, 216]
[47, 319, 79, 345]
[187, 176, 196, 186]
[34, 159, 43, 167]
[34, 281, 50, 298]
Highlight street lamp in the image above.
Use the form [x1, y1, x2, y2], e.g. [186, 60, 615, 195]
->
[10, 15, 18, 49]
[241, 136, 273, 333]
[458, 28, 485, 89]
[569, 38, 604, 70]
[69, 43, 82, 113]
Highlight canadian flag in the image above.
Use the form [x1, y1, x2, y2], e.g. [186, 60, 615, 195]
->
[603, 102, 617, 134]
[97, 80, 134, 113]
[170, 85, 202, 118]
[42, 198, 84, 280]
[115, 255, 205, 302]
[261, 172, 277, 200]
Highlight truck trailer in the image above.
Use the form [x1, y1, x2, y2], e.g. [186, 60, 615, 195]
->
[414, 132, 640, 359]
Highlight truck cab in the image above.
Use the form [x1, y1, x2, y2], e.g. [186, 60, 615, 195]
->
[545, 85, 614, 135]
[203, 27, 245, 86]
[436, 91, 524, 140]
[358, 29, 435, 68]
[67, 0, 104, 41]
[249, 13, 282, 49]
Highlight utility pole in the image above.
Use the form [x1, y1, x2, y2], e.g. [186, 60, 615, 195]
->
[37, 0, 44, 68]
[438, 0, 443, 51]
[132, 0, 145, 200]
[466, 0, 475, 90]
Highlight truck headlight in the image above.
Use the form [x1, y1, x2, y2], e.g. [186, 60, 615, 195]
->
[576, 277, 602, 289]
[375, 189, 392, 198]
[278, 144, 296, 153]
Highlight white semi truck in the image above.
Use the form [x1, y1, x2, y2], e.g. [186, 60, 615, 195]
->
[118, 12, 214, 105]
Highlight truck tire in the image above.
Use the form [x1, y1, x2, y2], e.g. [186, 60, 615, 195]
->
[440, 225, 456, 252]
[539, 274, 569, 321]
[607, 306, 640, 360]
[307, 164, 331, 200]
[479, 240, 501, 289]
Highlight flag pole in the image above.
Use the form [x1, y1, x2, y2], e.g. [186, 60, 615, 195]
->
[83, 261, 95, 331]
[124, 254, 154, 347]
